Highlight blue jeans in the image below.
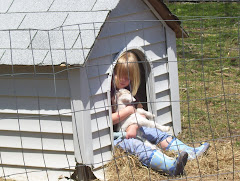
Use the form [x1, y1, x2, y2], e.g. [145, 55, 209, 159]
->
[114, 126, 170, 166]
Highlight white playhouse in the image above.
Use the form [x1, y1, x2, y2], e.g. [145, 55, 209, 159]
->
[0, 0, 187, 180]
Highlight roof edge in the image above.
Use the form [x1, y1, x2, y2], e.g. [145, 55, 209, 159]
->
[144, 0, 188, 38]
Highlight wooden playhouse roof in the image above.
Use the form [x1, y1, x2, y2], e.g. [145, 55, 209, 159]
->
[0, 0, 186, 66]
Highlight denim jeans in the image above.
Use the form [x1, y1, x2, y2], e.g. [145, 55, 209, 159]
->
[114, 126, 170, 166]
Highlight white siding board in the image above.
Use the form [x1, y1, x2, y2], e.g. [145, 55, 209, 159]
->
[90, 93, 109, 113]
[92, 129, 111, 150]
[143, 42, 167, 62]
[100, 11, 161, 38]
[156, 107, 172, 125]
[109, 0, 149, 19]
[155, 90, 171, 110]
[89, 75, 109, 96]
[0, 96, 71, 115]
[152, 58, 168, 77]
[89, 26, 166, 60]
[0, 114, 72, 134]
[87, 54, 113, 67]
[154, 73, 169, 94]
[87, 65, 111, 79]
[0, 131, 74, 152]
[93, 146, 112, 169]
[0, 66, 75, 177]
[1, 149, 75, 169]
[91, 111, 110, 133]
[0, 78, 70, 98]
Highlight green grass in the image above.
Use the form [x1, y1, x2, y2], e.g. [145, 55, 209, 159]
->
[167, 2, 240, 143]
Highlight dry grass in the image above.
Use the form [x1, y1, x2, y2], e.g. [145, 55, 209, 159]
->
[102, 140, 240, 181]
[0, 178, 15, 181]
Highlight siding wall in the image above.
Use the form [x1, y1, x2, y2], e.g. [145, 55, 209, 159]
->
[0, 66, 75, 181]
[76, 0, 180, 173]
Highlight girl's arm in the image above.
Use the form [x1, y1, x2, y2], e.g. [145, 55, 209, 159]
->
[112, 105, 139, 138]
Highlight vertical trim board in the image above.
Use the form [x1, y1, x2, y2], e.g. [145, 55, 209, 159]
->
[68, 68, 93, 165]
[166, 26, 181, 135]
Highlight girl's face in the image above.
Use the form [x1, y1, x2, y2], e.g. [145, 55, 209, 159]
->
[114, 74, 130, 89]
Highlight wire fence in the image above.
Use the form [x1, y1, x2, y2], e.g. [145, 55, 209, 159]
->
[0, 1, 240, 181]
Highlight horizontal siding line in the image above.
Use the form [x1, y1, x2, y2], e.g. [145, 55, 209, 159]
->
[0, 94, 70, 99]
[0, 146, 74, 154]
[91, 125, 110, 133]
[90, 92, 109, 99]
[145, 40, 166, 48]
[0, 129, 73, 135]
[156, 119, 172, 126]
[87, 72, 109, 80]
[155, 88, 170, 95]
[0, 76, 69, 81]
[0, 110, 72, 116]
[155, 102, 171, 111]
[93, 144, 112, 152]
[93, 145, 112, 154]
[153, 69, 168, 77]
[154, 89, 170, 96]
[0, 73, 69, 80]
[88, 40, 167, 62]
[156, 104, 171, 112]
[151, 57, 168, 63]
[0, 164, 75, 172]
[108, 9, 152, 21]
[91, 127, 111, 136]
[0, 113, 72, 120]
[153, 72, 169, 80]
[97, 24, 164, 41]
[0, 129, 73, 136]
[154, 71, 169, 77]
[90, 106, 110, 114]
[87, 54, 114, 63]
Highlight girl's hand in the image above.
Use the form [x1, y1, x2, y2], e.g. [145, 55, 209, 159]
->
[126, 124, 139, 139]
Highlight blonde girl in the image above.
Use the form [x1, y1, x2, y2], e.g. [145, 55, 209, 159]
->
[111, 51, 209, 176]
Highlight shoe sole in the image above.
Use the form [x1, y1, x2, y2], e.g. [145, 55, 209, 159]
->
[174, 151, 188, 176]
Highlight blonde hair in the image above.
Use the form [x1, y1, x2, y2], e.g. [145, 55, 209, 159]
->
[114, 51, 140, 96]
